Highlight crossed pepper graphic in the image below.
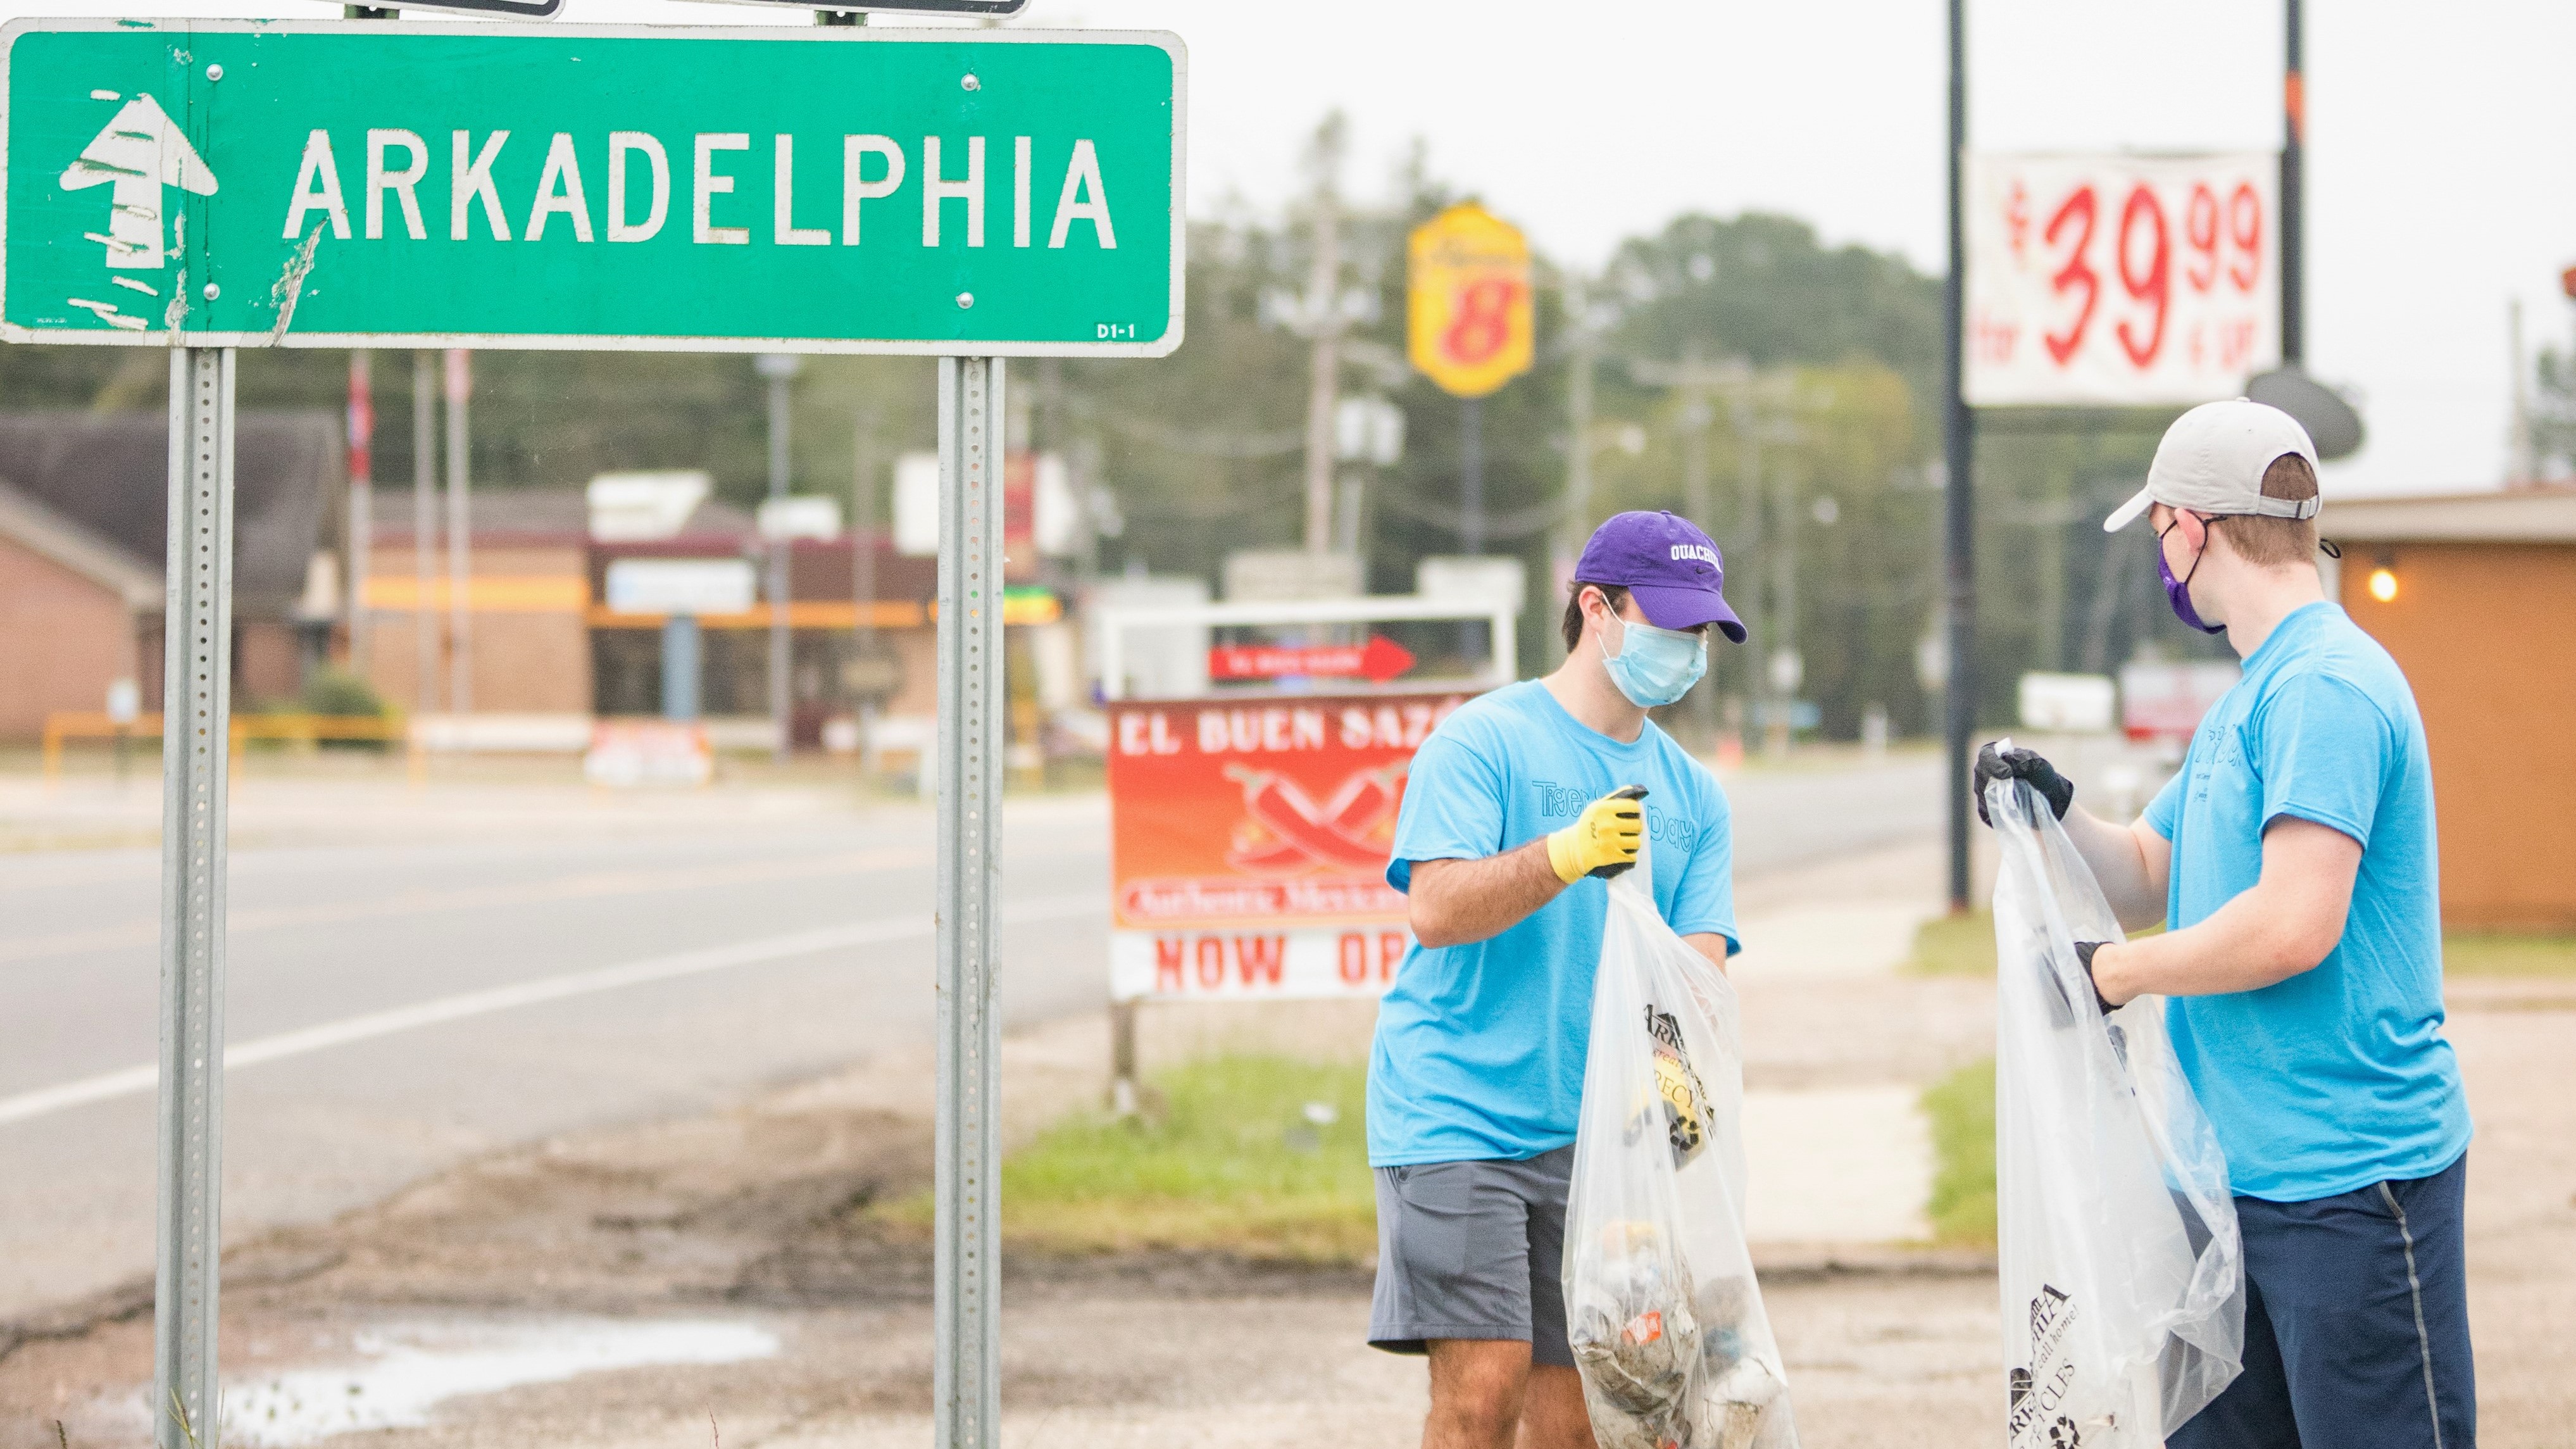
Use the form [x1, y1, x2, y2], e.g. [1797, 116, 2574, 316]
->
[1223, 763, 1409, 874]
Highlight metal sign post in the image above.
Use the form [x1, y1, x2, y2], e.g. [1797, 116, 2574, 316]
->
[154, 346, 233, 1449]
[932, 356, 1004, 1449]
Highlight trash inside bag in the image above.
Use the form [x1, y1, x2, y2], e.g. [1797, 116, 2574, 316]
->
[1565, 833, 1794, 1449]
[1987, 753, 2245, 1448]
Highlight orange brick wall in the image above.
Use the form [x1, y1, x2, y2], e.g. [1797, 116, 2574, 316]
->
[0, 534, 141, 743]
[2341, 543, 2576, 929]
[361, 544, 592, 715]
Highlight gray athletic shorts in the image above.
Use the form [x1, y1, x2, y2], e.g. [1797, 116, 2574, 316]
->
[1367, 1145, 1573, 1367]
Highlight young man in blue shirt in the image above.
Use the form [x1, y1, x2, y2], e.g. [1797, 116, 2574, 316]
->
[1368, 510, 1746, 1449]
[1979, 399, 2474, 1448]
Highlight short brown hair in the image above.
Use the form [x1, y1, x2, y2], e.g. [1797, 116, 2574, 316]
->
[2222, 453, 2321, 567]
[1560, 582, 1630, 653]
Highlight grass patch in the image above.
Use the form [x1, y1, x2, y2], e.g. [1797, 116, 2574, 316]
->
[2444, 932, 2576, 977]
[1907, 910, 1998, 977]
[1921, 1057, 1996, 1248]
[889, 1054, 1377, 1263]
[1910, 913, 2575, 981]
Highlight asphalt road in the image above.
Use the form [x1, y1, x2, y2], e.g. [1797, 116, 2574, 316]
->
[0, 753, 1939, 1320]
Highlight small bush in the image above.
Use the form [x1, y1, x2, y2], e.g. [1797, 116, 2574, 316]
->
[300, 668, 387, 718]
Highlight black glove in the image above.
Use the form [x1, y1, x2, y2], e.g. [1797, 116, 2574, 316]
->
[1973, 743, 2073, 827]
[2072, 942, 2118, 1015]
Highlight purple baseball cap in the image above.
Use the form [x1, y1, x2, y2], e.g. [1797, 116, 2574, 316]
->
[1574, 510, 1746, 643]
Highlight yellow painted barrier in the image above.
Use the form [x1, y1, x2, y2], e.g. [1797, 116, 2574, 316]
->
[42, 711, 423, 786]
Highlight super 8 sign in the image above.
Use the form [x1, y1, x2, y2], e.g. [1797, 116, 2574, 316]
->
[1406, 201, 1531, 399]
[1965, 153, 2279, 406]
[1106, 691, 1469, 1000]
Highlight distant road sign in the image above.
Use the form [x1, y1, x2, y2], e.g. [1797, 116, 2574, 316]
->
[1965, 153, 2278, 406]
[726, 0, 1026, 13]
[395, 0, 564, 19]
[605, 558, 757, 615]
[1, 22, 1184, 355]
[1407, 202, 1532, 398]
[1208, 636, 1415, 684]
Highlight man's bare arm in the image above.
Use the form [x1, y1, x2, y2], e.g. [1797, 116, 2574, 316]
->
[2092, 817, 2360, 1004]
[1408, 845, 1568, 949]
[2057, 807, 2172, 932]
[1681, 932, 1730, 977]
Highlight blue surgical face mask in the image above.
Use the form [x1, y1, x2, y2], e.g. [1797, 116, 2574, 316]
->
[1601, 610, 1709, 708]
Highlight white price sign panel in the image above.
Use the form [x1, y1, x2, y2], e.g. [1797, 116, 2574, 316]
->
[1966, 153, 2279, 406]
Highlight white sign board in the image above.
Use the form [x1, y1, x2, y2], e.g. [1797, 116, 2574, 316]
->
[2018, 671, 2118, 733]
[894, 451, 942, 557]
[589, 472, 711, 543]
[1966, 153, 2279, 406]
[1418, 555, 1527, 613]
[604, 558, 757, 615]
[758, 496, 844, 542]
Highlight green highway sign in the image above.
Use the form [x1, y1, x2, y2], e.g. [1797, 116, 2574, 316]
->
[0, 21, 1184, 354]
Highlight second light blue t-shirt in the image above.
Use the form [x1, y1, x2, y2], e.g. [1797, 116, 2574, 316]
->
[2143, 602, 2470, 1201]
[1368, 680, 1737, 1167]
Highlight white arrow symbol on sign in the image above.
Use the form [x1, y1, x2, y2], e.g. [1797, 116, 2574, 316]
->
[58, 93, 218, 270]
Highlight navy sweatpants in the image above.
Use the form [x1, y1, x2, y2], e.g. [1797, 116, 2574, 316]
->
[2171, 1151, 2475, 1449]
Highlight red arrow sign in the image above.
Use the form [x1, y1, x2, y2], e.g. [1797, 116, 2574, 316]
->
[1208, 634, 1416, 684]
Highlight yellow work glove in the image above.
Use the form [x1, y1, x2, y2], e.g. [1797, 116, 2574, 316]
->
[1546, 785, 1649, 884]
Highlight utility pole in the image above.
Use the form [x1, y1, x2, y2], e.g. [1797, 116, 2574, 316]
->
[346, 351, 373, 673]
[853, 406, 881, 778]
[759, 353, 801, 763]
[1767, 450, 1801, 760]
[1942, 0, 1977, 913]
[442, 348, 472, 721]
[2280, 0, 2304, 368]
[1299, 115, 1347, 553]
[1556, 273, 1597, 609]
[1630, 347, 1747, 746]
[413, 352, 437, 719]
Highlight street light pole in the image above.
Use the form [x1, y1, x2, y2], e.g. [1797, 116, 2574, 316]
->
[759, 353, 801, 764]
[413, 352, 436, 718]
[2280, 0, 2304, 368]
[442, 348, 472, 721]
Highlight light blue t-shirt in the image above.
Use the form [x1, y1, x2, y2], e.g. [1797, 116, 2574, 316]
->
[2142, 602, 2470, 1201]
[1368, 681, 1737, 1167]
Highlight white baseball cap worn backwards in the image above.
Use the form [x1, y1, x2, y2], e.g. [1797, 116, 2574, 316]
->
[2102, 398, 2322, 533]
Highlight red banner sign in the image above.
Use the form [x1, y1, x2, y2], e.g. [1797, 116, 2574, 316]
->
[1106, 689, 1470, 999]
[1207, 635, 1416, 684]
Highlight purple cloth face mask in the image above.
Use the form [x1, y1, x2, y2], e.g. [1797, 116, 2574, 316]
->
[2157, 520, 2227, 636]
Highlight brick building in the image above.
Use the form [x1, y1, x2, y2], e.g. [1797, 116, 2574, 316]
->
[2322, 484, 2576, 929]
[0, 411, 339, 742]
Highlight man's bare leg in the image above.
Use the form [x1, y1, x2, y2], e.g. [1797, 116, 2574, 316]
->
[1515, 1364, 1595, 1449]
[1425, 1339, 1529, 1449]
[1425, 1342, 1595, 1449]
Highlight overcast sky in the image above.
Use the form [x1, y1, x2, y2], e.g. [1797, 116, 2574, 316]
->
[10, 0, 2571, 497]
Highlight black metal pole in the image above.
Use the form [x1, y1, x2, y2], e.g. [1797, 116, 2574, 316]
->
[1461, 394, 1485, 659]
[1461, 395, 1484, 556]
[2280, 0, 2304, 367]
[1942, 0, 1976, 913]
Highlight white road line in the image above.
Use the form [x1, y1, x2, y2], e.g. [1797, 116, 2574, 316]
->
[0, 893, 1101, 1128]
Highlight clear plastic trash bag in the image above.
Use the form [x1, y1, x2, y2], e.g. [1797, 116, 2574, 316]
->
[1565, 836, 1796, 1449]
[1987, 759, 2246, 1448]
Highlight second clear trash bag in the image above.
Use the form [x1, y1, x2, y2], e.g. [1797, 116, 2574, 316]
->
[1988, 758, 2245, 1449]
[1563, 836, 1796, 1449]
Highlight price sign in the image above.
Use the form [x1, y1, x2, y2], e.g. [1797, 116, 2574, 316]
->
[1406, 201, 1532, 399]
[1965, 153, 2278, 406]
